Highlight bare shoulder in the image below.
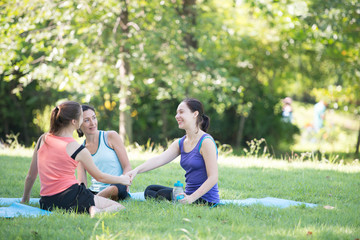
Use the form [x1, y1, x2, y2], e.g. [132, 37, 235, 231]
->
[37, 133, 45, 144]
[107, 130, 121, 140]
[200, 137, 217, 153]
[171, 138, 180, 146]
[106, 130, 124, 147]
[36, 133, 47, 149]
[202, 137, 216, 146]
[66, 141, 91, 161]
[66, 140, 81, 152]
[168, 138, 181, 151]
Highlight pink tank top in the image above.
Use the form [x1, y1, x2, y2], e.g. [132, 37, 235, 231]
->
[38, 134, 79, 196]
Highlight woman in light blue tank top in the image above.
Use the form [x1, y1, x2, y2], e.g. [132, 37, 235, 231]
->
[77, 105, 132, 201]
[127, 98, 220, 206]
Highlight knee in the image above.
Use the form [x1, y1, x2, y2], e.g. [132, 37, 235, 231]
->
[117, 185, 128, 200]
[144, 185, 157, 199]
[145, 185, 155, 193]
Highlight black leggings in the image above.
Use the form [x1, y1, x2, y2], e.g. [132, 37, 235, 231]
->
[40, 183, 95, 213]
[89, 184, 129, 201]
[144, 185, 216, 206]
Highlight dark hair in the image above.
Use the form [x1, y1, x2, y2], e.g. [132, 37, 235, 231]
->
[77, 104, 96, 137]
[81, 104, 95, 113]
[182, 98, 210, 132]
[50, 101, 81, 134]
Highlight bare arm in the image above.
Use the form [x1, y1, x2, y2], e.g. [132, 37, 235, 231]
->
[180, 138, 218, 204]
[21, 136, 42, 203]
[76, 161, 88, 186]
[127, 140, 180, 180]
[70, 142, 131, 186]
[107, 131, 132, 174]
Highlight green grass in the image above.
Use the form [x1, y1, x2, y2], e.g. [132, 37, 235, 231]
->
[1, 149, 360, 239]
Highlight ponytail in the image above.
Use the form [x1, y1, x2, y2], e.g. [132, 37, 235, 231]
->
[182, 98, 210, 132]
[201, 114, 210, 132]
[49, 101, 81, 134]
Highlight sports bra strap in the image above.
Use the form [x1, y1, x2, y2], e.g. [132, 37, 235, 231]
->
[37, 138, 42, 151]
[71, 145, 85, 160]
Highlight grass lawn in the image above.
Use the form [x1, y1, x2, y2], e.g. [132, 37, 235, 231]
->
[0, 148, 359, 239]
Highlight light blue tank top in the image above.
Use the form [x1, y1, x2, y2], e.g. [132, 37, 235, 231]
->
[86, 131, 123, 192]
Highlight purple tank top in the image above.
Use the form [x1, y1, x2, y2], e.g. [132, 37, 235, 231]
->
[179, 133, 220, 203]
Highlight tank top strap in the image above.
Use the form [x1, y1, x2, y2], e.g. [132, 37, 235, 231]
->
[178, 135, 186, 153]
[198, 134, 218, 155]
[92, 131, 103, 156]
[70, 145, 85, 160]
[97, 130, 106, 150]
[103, 131, 110, 147]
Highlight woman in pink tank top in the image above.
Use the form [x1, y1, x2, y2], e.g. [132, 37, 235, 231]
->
[21, 101, 131, 217]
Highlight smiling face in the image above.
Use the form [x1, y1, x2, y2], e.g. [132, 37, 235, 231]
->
[175, 102, 198, 130]
[80, 109, 98, 135]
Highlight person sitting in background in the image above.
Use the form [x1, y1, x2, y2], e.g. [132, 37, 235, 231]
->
[21, 101, 131, 217]
[127, 98, 220, 206]
[77, 105, 132, 201]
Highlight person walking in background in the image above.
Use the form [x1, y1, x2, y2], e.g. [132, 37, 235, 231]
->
[21, 101, 131, 217]
[77, 105, 132, 201]
[313, 100, 327, 132]
[127, 98, 220, 206]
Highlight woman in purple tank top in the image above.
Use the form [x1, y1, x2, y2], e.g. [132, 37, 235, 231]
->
[127, 98, 219, 205]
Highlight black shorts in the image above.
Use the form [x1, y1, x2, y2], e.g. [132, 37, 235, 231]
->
[40, 183, 95, 213]
[90, 184, 129, 200]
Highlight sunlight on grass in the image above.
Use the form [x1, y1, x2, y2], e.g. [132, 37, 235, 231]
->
[219, 156, 360, 173]
[0, 147, 33, 157]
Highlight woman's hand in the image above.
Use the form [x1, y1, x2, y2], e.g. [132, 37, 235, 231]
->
[120, 174, 132, 186]
[126, 169, 138, 182]
[178, 193, 195, 204]
[21, 195, 30, 204]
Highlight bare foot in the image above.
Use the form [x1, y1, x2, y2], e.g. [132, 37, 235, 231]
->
[89, 206, 101, 218]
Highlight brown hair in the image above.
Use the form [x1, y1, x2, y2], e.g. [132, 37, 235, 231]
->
[182, 98, 210, 132]
[49, 101, 82, 134]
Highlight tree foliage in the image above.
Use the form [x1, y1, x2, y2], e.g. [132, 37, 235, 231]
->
[0, 0, 358, 153]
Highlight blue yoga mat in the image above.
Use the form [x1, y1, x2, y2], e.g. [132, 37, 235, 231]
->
[0, 198, 40, 206]
[129, 192, 317, 208]
[0, 202, 51, 218]
[219, 197, 317, 208]
[0, 194, 317, 218]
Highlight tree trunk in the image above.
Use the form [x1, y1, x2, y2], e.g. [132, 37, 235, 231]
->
[182, 0, 197, 96]
[118, 72, 132, 143]
[10, 93, 30, 145]
[356, 122, 360, 156]
[183, 0, 198, 49]
[236, 114, 246, 147]
[161, 103, 168, 139]
[118, 0, 132, 143]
